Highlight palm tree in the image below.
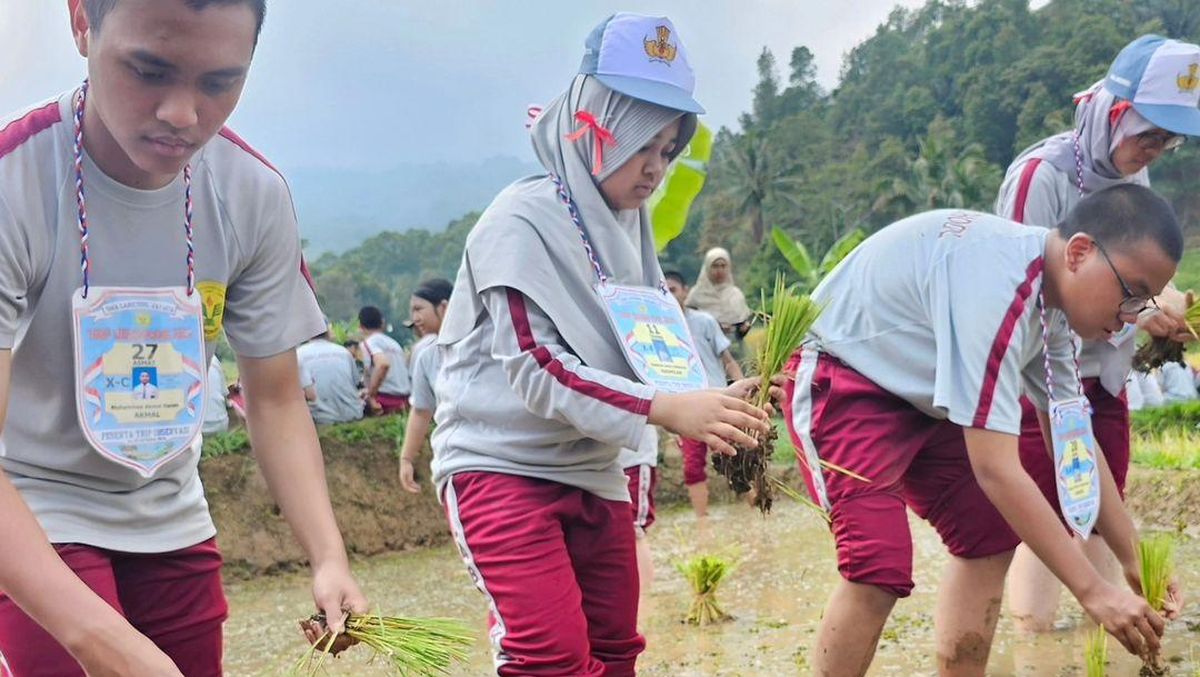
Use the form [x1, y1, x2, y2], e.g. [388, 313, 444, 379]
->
[873, 120, 1001, 214]
[720, 133, 801, 244]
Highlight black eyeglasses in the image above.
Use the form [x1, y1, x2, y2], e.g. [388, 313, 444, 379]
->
[1134, 130, 1186, 153]
[1093, 239, 1159, 317]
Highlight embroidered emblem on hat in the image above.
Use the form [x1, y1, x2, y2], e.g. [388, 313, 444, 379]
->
[1179, 63, 1199, 93]
[644, 25, 677, 63]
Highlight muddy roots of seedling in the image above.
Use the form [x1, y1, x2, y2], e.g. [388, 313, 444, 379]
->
[712, 425, 778, 514]
[1133, 338, 1185, 373]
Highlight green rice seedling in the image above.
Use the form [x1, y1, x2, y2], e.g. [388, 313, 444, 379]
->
[1138, 534, 1177, 676]
[1085, 626, 1107, 677]
[713, 274, 821, 514]
[289, 612, 474, 676]
[1140, 534, 1176, 613]
[676, 554, 735, 626]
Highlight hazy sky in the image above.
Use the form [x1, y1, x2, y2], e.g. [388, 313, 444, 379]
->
[1, 1, 926, 173]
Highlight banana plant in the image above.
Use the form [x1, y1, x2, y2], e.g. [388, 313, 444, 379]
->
[771, 226, 866, 291]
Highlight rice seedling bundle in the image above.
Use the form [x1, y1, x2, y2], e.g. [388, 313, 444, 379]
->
[676, 554, 735, 626]
[712, 275, 820, 514]
[289, 612, 474, 676]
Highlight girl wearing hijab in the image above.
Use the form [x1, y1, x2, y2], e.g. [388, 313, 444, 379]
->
[995, 34, 1199, 632]
[431, 14, 770, 676]
[398, 278, 453, 493]
[686, 247, 753, 339]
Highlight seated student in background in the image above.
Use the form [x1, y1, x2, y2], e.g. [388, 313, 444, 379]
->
[298, 326, 366, 426]
[358, 306, 411, 415]
[1159, 361, 1197, 403]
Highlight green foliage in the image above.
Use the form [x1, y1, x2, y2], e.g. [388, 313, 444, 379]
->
[309, 212, 479, 337]
[327, 320, 358, 345]
[1130, 402, 1200, 436]
[771, 226, 866, 293]
[1131, 429, 1200, 470]
[200, 415, 411, 460]
[201, 428, 251, 459]
[324, 414, 409, 454]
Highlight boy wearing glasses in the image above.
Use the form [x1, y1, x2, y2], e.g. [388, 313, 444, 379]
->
[781, 185, 1183, 675]
[995, 34, 1199, 631]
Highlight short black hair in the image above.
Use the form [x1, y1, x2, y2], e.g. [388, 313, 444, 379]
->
[358, 306, 384, 330]
[412, 278, 453, 306]
[84, 0, 266, 40]
[1058, 184, 1183, 262]
[663, 270, 687, 286]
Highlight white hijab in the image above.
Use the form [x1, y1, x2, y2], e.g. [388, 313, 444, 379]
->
[439, 75, 697, 378]
[685, 247, 752, 327]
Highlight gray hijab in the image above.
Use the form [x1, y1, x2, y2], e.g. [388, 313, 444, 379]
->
[439, 75, 698, 378]
[1009, 81, 1149, 194]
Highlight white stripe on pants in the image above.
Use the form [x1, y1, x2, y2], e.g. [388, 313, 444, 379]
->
[791, 347, 832, 510]
[443, 479, 511, 671]
[634, 465, 651, 532]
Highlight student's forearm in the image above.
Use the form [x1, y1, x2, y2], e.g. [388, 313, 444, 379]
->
[1093, 449, 1140, 577]
[722, 352, 744, 381]
[964, 429, 1105, 600]
[1035, 410, 1138, 574]
[0, 471, 139, 656]
[242, 363, 349, 570]
[367, 367, 388, 397]
[400, 409, 433, 461]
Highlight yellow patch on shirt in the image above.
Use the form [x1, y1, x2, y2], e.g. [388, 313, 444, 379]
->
[197, 281, 227, 341]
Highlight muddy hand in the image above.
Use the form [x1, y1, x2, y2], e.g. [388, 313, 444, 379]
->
[1082, 581, 1164, 657]
[1138, 305, 1192, 343]
[768, 373, 791, 411]
[1163, 578, 1184, 621]
[648, 390, 769, 457]
[722, 377, 776, 417]
[299, 614, 356, 655]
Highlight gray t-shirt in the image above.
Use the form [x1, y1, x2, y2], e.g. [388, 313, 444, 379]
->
[362, 332, 411, 396]
[298, 339, 364, 425]
[409, 338, 441, 412]
[0, 92, 324, 552]
[995, 156, 1145, 396]
[808, 210, 1077, 435]
[685, 308, 730, 387]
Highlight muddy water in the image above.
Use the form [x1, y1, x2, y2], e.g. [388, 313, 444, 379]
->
[224, 501, 1199, 676]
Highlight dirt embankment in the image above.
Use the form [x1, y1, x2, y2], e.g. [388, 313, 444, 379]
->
[203, 436, 1199, 578]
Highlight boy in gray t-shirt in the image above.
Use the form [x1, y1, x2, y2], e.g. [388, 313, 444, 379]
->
[0, 2, 366, 674]
[785, 188, 1182, 674]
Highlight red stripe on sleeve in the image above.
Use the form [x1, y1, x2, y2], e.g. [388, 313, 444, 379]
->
[972, 257, 1044, 428]
[0, 102, 62, 161]
[1010, 158, 1043, 224]
[506, 288, 652, 415]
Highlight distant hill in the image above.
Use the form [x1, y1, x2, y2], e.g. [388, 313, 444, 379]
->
[290, 155, 540, 254]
